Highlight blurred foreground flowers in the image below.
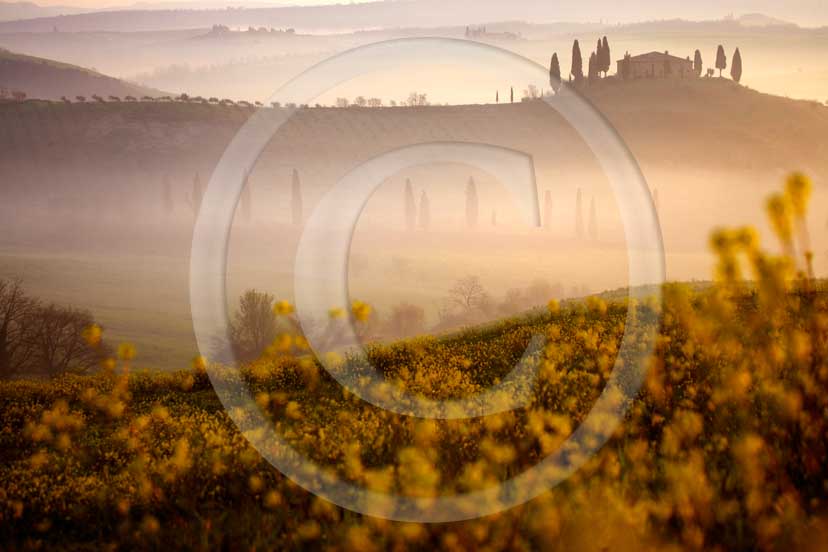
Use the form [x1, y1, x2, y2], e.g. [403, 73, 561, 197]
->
[1, 175, 827, 550]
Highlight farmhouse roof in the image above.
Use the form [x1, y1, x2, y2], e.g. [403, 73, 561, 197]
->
[619, 51, 691, 63]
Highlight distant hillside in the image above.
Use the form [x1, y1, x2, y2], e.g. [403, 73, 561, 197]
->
[0, 77, 826, 258]
[0, 48, 161, 100]
[0, 77, 824, 176]
[0, 0, 827, 33]
[0, 1, 91, 22]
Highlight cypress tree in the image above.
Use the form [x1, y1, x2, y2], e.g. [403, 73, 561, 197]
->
[543, 190, 553, 230]
[549, 53, 561, 91]
[241, 172, 252, 223]
[588, 197, 597, 240]
[716, 45, 727, 77]
[601, 36, 611, 75]
[588, 51, 599, 81]
[694, 49, 703, 77]
[465, 177, 479, 229]
[496, 90, 499, 103]
[575, 188, 584, 238]
[596, 39, 603, 76]
[190, 172, 204, 216]
[162, 173, 173, 216]
[571, 40, 583, 82]
[404, 178, 416, 231]
[418, 191, 430, 230]
[731, 48, 742, 83]
[291, 168, 303, 226]
[510, 87, 514, 103]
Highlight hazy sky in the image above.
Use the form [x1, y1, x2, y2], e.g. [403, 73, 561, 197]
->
[31, 0, 370, 7]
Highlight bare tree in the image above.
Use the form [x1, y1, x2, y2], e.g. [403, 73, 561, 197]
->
[448, 276, 487, 312]
[229, 290, 277, 361]
[0, 280, 36, 379]
[26, 304, 105, 377]
[385, 303, 426, 338]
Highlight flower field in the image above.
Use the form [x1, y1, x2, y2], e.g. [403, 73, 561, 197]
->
[1, 175, 827, 551]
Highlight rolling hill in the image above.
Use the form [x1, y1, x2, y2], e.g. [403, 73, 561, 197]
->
[0, 47, 161, 100]
[0, 0, 827, 33]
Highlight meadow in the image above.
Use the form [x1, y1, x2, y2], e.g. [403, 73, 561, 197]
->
[0, 174, 827, 550]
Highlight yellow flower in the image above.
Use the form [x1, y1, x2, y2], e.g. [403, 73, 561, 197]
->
[273, 300, 294, 316]
[191, 355, 207, 372]
[82, 324, 102, 346]
[765, 193, 792, 245]
[117, 342, 136, 361]
[351, 300, 372, 322]
[785, 172, 812, 218]
[328, 307, 345, 319]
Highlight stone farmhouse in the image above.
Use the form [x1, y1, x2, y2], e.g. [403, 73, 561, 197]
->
[617, 51, 695, 79]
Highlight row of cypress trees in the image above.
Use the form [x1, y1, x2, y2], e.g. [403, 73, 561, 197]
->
[162, 169, 305, 226]
[549, 38, 743, 86]
[405, 178, 615, 240]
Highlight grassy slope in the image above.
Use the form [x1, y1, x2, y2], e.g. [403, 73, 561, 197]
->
[0, 47, 162, 100]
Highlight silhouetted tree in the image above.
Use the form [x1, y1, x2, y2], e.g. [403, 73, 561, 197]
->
[0, 280, 36, 379]
[27, 304, 106, 377]
[419, 191, 430, 230]
[716, 45, 727, 77]
[464, 177, 479, 229]
[588, 51, 599, 81]
[571, 40, 584, 82]
[588, 197, 597, 240]
[601, 36, 611, 76]
[404, 178, 416, 231]
[229, 290, 276, 361]
[241, 172, 252, 224]
[448, 275, 487, 312]
[575, 188, 584, 238]
[596, 39, 604, 75]
[385, 303, 425, 338]
[694, 50, 703, 77]
[162, 174, 173, 216]
[496, 90, 499, 103]
[510, 87, 514, 103]
[291, 169, 303, 226]
[544, 190, 553, 229]
[188, 172, 204, 216]
[549, 53, 561, 91]
[731, 48, 743, 83]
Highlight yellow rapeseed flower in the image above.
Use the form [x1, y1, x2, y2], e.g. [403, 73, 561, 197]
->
[273, 300, 294, 316]
[117, 342, 137, 361]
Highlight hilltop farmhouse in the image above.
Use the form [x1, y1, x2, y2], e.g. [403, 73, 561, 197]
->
[617, 51, 695, 79]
